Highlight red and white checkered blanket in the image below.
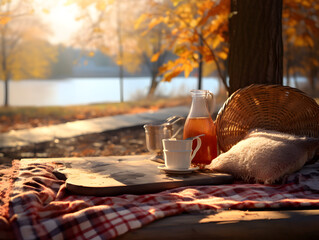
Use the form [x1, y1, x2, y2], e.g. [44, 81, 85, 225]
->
[8, 161, 319, 240]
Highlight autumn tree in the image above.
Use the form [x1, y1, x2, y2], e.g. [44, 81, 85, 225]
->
[70, 0, 172, 100]
[139, 0, 230, 92]
[0, 0, 57, 106]
[134, 2, 171, 99]
[70, 0, 147, 101]
[141, 0, 318, 97]
[70, 0, 318, 99]
[137, 26, 169, 99]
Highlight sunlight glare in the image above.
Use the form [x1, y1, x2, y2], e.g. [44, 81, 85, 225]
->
[37, 0, 81, 45]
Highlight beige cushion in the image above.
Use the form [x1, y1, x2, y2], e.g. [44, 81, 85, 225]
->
[209, 129, 319, 184]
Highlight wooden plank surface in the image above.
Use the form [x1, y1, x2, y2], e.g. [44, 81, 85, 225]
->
[21, 155, 233, 196]
[118, 209, 319, 239]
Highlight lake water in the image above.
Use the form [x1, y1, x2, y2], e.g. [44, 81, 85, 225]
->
[0, 77, 220, 106]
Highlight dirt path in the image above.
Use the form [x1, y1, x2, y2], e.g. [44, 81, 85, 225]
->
[0, 126, 149, 164]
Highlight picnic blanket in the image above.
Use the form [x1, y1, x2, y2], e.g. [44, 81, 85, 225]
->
[4, 160, 319, 239]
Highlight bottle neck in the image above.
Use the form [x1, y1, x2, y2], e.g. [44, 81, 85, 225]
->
[188, 96, 210, 118]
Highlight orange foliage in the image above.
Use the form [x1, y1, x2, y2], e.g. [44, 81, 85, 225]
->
[137, 0, 230, 84]
[139, 0, 319, 90]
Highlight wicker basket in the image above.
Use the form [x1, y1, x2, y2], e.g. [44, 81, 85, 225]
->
[215, 84, 319, 153]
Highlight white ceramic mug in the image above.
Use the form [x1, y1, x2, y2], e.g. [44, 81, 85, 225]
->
[162, 137, 201, 169]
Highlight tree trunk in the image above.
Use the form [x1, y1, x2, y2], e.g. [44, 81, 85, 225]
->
[116, 0, 124, 102]
[147, 74, 159, 99]
[285, 59, 290, 86]
[198, 57, 203, 90]
[308, 48, 318, 97]
[1, 26, 9, 107]
[146, 27, 166, 100]
[228, 0, 283, 95]
[293, 73, 299, 89]
[284, 44, 291, 86]
[197, 37, 203, 90]
[309, 68, 317, 97]
[4, 78, 9, 107]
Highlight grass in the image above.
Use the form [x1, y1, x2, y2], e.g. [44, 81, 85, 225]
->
[0, 96, 192, 133]
[0, 96, 191, 118]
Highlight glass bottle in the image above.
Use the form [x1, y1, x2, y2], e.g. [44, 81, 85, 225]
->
[183, 90, 217, 168]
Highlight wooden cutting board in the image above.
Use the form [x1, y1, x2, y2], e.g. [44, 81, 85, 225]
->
[21, 155, 233, 196]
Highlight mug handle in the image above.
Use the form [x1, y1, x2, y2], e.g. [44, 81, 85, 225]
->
[190, 136, 202, 160]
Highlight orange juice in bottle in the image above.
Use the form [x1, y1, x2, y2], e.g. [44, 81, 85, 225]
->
[183, 90, 217, 168]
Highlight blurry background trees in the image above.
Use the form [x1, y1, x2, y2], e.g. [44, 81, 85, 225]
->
[69, 0, 175, 100]
[0, 0, 57, 106]
[283, 0, 319, 97]
[69, 0, 160, 101]
[1, 0, 318, 106]
[50, 45, 74, 78]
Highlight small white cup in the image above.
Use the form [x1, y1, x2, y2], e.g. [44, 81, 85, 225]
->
[162, 138, 193, 151]
[162, 137, 201, 169]
[163, 150, 191, 169]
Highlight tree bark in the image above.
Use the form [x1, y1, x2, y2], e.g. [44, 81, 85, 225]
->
[197, 36, 203, 90]
[198, 56, 203, 90]
[116, 0, 124, 102]
[228, 0, 283, 95]
[146, 27, 166, 99]
[4, 78, 8, 107]
[147, 75, 159, 99]
[1, 27, 9, 107]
